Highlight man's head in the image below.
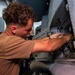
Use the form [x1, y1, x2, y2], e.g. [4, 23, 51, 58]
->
[2, 2, 36, 38]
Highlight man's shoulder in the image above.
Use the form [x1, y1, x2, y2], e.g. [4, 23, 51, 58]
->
[0, 33, 25, 42]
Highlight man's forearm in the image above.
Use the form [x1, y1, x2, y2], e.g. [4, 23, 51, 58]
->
[32, 37, 67, 53]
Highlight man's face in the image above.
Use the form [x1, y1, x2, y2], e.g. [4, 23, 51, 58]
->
[15, 19, 33, 38]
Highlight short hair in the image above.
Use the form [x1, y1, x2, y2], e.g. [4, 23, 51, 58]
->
[2, 2, 36, 26]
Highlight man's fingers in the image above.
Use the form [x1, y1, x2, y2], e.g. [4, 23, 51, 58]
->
[50, 32, 64, 38]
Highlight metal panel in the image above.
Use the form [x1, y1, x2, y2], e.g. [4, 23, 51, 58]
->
[67, 0, 75, 48]
[0, 17, 5, 32]
[67, 0, 75, 36]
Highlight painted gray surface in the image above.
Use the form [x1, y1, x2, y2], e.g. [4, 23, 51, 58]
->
[0, 1, 7, 32]
[0, 17, 5, 32]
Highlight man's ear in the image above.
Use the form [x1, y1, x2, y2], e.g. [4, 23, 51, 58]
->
[11, 26, 17, 34]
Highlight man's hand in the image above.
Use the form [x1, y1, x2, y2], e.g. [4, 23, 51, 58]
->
[50, 32, 64, 38]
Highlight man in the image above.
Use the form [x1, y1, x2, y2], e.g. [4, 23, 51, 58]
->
[0, 2, 72, 75]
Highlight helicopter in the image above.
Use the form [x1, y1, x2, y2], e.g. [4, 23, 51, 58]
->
[0, 0, 75, 75]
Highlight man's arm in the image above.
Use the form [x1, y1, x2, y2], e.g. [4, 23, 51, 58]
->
[33, 32, 63, 41]
[32, 33, 72, 53]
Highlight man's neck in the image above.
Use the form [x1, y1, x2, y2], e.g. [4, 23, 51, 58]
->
[4, 28, 14, 36]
